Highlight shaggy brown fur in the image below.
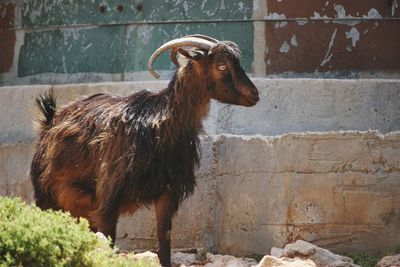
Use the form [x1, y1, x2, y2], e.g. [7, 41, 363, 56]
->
[31, 41, 259, 267]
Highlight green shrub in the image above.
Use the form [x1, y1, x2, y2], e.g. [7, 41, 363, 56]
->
[0, 197, 158, 267]
[346, 252, 379, 267]
[346, 242, 400, 267]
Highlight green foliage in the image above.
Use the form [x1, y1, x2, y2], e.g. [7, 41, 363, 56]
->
[248, 253, 263, 262]
[390, 243, 400, 255]
[346, 252, 379, 267]
[0, 197, 158, 267]
[346, 243, 400, 267]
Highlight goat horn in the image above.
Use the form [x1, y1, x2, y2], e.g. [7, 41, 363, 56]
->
[148, 37, 215, 79]
[183, 34, 219, 43]
[169, 34, 220, 67]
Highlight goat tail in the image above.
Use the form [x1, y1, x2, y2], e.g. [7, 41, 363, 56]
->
[35, 89, 57, 131]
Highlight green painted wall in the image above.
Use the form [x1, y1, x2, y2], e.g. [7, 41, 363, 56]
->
[18, 22, 253, 76]
[19, 26, 125, 76]
[21, 0, 252, 26]
[16, 0, 254, 80]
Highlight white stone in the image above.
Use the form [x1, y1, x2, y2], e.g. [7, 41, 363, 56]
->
[377, 254, 400, 267]
[95, 231, 107, 240]
[271, 247, 284, 258]
[204, 253, 257, 267]
[280, 240, 360, 267]
[171, 252, 258, 267]
[257, 255, 316, 267]
[171, 252, 197, 266]
[283, 240, 317, 257]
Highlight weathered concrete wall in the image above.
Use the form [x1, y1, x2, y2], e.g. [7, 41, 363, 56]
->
[218, 79, 400, 135]
[0, 79, 400, 256]
[1, 0, 400, 86]
[1, 79, 399, 146]
[0, 143, 33, 200]
[215, 132, 400, 255]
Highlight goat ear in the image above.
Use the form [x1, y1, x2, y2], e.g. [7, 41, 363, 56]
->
[177, 48, 204, 61]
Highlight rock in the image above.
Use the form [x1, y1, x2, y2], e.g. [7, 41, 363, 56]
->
[171, 251, 198, 266]
[271, 247, 284, 258]
[95, 231, 107, 240]
[204, 253, 258, 267]
[276, 240, 360, 267]
[283, 240, 316, 257]
[171, 252, 258, 267]
[127, 251, 160, 267]
[256, 255, 316, 267]
[129, 241, 363, 267]
[376, 254, 400, 267]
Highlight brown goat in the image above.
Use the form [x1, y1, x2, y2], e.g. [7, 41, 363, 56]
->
[31, 35, 259, 267]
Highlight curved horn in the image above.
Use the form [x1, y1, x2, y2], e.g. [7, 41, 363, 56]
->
[183, 34, 219, 43]
[169, 34, 220, 67]
[148, 37, 214, 79]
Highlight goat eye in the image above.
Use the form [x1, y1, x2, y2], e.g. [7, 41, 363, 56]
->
[218, 65, 227, 71]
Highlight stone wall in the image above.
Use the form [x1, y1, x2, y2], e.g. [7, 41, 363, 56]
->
[0, 78, 399, 256]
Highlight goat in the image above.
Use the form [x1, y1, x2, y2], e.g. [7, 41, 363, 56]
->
[30, 34, 259, 267]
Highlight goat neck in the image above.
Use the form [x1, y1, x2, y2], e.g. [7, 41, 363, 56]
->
[166, 61, 211, 132]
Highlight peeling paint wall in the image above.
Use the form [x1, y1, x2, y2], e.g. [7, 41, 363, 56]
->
[0, 2, 16, 73]
[0, 0, 254, 85]
[264, 1, 400, 78]
[1, 0, 399, 85]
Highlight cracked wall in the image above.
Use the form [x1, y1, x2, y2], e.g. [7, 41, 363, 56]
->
[214, 132, 400, 255]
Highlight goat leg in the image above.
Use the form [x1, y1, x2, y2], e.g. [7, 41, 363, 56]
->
[155, 192, 176, 267]
[90, 206, 119, 245]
